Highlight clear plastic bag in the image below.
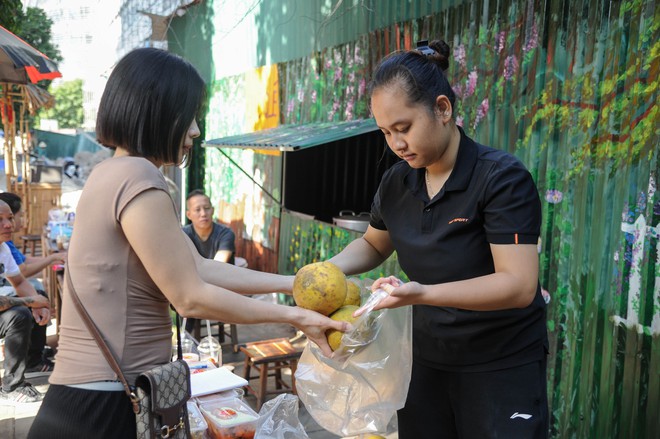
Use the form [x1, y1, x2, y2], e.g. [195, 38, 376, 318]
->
[255, 393, 309, 438]
[295, 282, 413, 436]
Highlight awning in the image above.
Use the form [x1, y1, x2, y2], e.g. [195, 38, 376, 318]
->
[203, 118, 379, 152]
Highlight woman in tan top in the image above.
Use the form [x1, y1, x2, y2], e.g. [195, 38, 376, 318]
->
[28, 48, 348, 439]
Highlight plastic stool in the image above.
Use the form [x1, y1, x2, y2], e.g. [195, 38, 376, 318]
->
[240, 337, 302, 410]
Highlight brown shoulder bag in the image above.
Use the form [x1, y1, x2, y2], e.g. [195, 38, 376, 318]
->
[66, 269, 191, 438]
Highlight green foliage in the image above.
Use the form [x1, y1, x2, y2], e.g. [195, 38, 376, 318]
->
[18, 7, 62, 64]
[41, 79, 84, 129]
[0, 5, 61, 64]
[0, 0, 24, 34]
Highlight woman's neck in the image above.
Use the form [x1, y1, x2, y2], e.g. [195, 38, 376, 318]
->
[427, 125, 460, 177]
[112, 148, 161, 167]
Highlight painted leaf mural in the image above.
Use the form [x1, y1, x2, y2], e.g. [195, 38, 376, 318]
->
[174, 0, 659, 437]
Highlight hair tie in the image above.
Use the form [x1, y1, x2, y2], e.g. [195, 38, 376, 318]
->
[415, 40, 436, 56]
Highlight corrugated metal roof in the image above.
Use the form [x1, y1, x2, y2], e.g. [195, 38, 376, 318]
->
[203, 118, 379, 151]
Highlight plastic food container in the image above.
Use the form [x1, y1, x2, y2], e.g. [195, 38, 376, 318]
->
[187, 401, 208, 439]
[199, 398, 259, 439]
[195, 387, 244, 405]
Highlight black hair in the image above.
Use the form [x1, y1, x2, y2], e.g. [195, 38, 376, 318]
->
[368, 39, 456, 115]
[186, 189, 208, 201]
[0, 192, 22, 214]
[96, 48, 205, 167]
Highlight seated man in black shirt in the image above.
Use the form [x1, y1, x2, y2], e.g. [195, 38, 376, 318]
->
[182, 190, 236, 333]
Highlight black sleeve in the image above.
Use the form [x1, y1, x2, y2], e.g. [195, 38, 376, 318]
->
[483, 160, 541, 245]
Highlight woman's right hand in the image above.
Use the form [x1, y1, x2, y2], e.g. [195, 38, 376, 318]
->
[354, 276, 423, 316]
[290, 307, 351, 357]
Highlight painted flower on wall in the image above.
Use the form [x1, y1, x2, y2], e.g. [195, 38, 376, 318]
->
[466, 70, 478, 97]
[496, 31, 506, 53]
[454, 43, 466, 68]
[453, 83, 464, 99]
[327, 99, 340, 121]
[286, 98, 295, 118]
[280, 40, 371, 125]
[473, 98, 489, 129]
[344, 97, 355, 121]
[333, 66, 343, 84]
[504, 55, 519, 80]
[545, 189, 564, 204]
[524, 20, 539, 53]
[358, 78, 366, 98]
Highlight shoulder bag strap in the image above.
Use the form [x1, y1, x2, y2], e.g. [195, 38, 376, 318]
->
[65, 268, 141, 413]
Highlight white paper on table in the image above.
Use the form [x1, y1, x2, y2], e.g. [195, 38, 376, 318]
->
[190, 366, 248, 397]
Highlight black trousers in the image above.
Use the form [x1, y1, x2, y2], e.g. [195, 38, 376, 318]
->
[27, 290, 48, 367]
[0, 305, 32, 391]
[0, 289, 48, 390]
[28, 384, 136, 438]
[398, 359, 549, 439]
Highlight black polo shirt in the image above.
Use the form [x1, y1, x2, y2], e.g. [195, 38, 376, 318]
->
[182, 223, 236, 265]
[371, 127, 547, 372]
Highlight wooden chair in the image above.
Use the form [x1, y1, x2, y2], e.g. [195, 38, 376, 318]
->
[21, 234, 42, 256]
[189, 257, 246, 353]
[191, 320, 240, 353]
[240, 337, 302, 410]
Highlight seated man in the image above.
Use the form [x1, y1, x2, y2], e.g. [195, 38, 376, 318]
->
[183, 189, 236, 264]
[0, 192, 66, 374]
[0, 200, 51, 403]
[182, 190, 236, 332]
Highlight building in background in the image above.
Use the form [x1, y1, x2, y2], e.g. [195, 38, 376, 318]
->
[26, 0, 198, 216]
[24, 0, 122, 131]
[117, 0, 198, 58]
[116, 0, 202, 216]
[26, 0, 200, 130]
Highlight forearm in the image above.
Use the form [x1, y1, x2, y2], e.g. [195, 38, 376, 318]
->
[328, 237, 388, 276]
[417, 272, 538, 311]
[13, 278, 40, 298]
[0, 295, 40, 311]
[197, 258, 294, 294]
[20, 257, 56, 278]
[175, 281, 300, 325]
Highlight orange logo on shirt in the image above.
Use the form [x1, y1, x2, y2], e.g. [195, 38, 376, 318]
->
[448, 218, 469, 224]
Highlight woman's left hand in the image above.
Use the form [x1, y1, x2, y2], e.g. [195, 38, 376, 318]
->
[291, 307, 351, 357]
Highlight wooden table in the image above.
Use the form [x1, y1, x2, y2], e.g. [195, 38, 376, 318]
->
[41, 231, 65, 333]
[239, 338, 302, 410]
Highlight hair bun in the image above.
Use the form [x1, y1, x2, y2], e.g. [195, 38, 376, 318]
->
[428, 40, 450, 71]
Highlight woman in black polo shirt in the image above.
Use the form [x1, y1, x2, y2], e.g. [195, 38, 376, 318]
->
[328, 40, 548, 438]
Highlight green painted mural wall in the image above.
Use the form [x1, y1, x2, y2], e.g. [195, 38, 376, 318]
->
[170, 0, 659, 437]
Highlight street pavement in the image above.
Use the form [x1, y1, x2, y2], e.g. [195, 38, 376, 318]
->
[0, 170, 398, 438]
[1, 316, 397, 438]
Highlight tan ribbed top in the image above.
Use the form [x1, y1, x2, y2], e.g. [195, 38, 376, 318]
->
[51, 156, 174, 385]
